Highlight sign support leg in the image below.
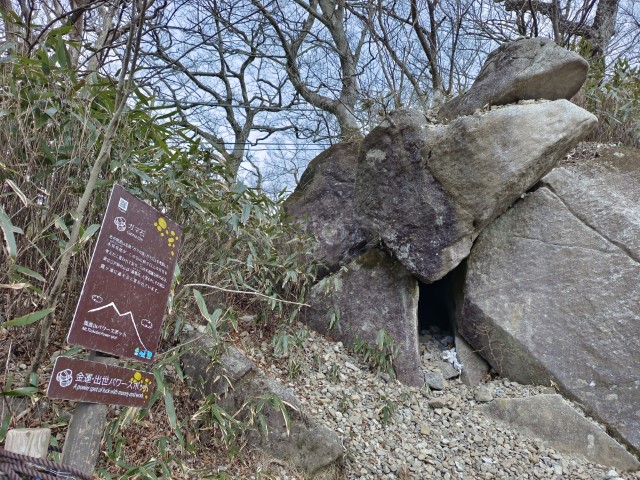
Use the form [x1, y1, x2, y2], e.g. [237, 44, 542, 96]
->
[61, 352, 117, 475]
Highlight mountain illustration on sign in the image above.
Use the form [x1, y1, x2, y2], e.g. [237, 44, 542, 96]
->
[154, 217, 177, 257]
[87, 302, 148, 352]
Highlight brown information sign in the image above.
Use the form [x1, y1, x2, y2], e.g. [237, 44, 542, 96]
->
[47, 357, 155, 408]
[67, 184, 182, 362]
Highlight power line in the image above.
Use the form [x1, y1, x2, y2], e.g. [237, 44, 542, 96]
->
[153, 97, 327, 112]
[244, 148, 328, 151]
[227, 142, 334, 146]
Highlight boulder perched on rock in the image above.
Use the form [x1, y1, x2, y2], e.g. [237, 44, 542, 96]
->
[481, 395, 640, 471]
[459, 146, 640, 455]
[182, 340, 343, 473]
[284, 141, 371, 276]
[306, 249, 423, 386]
[438, 38, 589, 122]
[356, 100, 597, 282]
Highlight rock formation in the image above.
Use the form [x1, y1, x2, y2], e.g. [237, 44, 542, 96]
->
[284, 141, 371, 276]
[437, 37, 589, 122]
[306, 249, 422, 386]
[277, 38, 640, 467]
[356, 100, 597, 282]
[459, 146, 640, 455]
[481, 394, 640, 471]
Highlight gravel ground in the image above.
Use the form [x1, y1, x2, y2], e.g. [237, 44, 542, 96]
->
[248, 326, 640, 480]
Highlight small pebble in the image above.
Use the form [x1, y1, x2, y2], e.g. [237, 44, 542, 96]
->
[475, 385, 494, 403]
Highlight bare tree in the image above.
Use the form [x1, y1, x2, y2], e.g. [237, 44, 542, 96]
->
[357, 0, 483, 109]
[496, 0, 621, 60]
[137, 0, 317, 180]
[252, 0, 369, 139]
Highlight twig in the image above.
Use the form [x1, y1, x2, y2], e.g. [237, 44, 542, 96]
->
[1, 340, 13, 421]
[182, 283, 310, 307]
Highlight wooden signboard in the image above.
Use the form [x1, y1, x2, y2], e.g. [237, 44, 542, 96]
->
[47, 357, 155, 408]
[66, 185, 182, 363]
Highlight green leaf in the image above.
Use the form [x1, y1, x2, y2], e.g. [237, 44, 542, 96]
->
[12, 265, 45, 283]
[210, 308, 223, 324]
[258, 412, 268, 438]
[35, 111, 51, 129]
[5, 179, 29, 206]
[0, 411, 10, 442]
[1, 307, 53, 328]
[48, 25, 74, 36]
[2, 386, 38, 396]
[232, 182, 248, 194]
[0, 205, 18, 259]
[193, 289, 209, 320]
[228, 214, 239, 232]
[129, 166, 153, 183]
[79, 224, 100, 244]
[54, 216, 70, 239]
[55, 35, 69, 69]
[164, 389, 177, 430]
[240, 203, 251, 224]
[0, 40, 16, 56]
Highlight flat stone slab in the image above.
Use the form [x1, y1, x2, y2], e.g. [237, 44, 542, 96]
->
[181, 334, 255, 397]
[183, 339, 343, 473]
[455, 334, 490, 387]
[221, 374, 344, 474]
[481, 395, 640, 471]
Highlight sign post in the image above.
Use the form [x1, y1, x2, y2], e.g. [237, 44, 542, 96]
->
[47, 185, 182, 474]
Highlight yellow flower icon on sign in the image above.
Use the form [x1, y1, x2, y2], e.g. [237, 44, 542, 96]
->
[154, 217, 178, 256]
[130, 372, 153, 399]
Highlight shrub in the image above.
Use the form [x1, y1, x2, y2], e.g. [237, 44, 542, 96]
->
[573, 57, 640, 148]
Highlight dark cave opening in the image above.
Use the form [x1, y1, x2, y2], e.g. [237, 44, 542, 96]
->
[417, 260, 467, 347]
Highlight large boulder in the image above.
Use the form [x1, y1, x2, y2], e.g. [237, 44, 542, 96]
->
[306, 249, 423, 387]
[182, 335, 253, 397]
[221, 374, 343, 474]
[182, 339, 343, 473]
[459, 146, 640, 455]
[438, 38, 589, 122]
[356, 100, 597, 282]
[481, 395, 640, 471]
[542, 146, 640, 259]
[284, 141, 371, 276]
